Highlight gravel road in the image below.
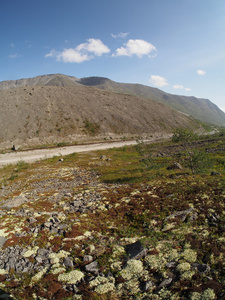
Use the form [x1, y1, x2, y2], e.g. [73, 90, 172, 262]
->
[0, 140, 140, 166]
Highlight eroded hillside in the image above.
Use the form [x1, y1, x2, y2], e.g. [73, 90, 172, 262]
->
[0, 85, 197, 149]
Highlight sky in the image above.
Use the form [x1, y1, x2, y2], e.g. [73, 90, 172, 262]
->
[1, 0, 225, 112]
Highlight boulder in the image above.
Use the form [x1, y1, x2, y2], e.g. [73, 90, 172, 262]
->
[125, 241, 147, 260]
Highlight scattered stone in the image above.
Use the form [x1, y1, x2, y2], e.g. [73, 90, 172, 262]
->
[142, 280, 155, 291]
[167, 162, 183, 170]
[100, 155, 111, 161]
[28, 217, 37, 224]
[59, 158, 64, 162]
[211, 171, 221, 176]
[192, 263, 210, 275]
[63, 257, 74, 268]
[0, 238, 7, 250]
[158, 277, 173, 289]
[165, 207, 195, 223]
[12, 145, 19, 151]
[2, 195, 28, 210]
[125, 241, 147, 260]
[83, 255, 93, 262]
[85, 261, 99, 274]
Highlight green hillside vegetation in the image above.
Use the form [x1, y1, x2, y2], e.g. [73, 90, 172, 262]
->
[0, 131, 224, 299]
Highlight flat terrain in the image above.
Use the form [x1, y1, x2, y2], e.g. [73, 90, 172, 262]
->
[0, 134, 224, 299]
[0, 140, 141, 166]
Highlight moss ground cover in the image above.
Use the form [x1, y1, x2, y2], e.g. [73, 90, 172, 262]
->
[0, 134, 224, 299]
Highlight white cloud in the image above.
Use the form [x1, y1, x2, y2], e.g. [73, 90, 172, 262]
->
[58, 49, 90, 63]
[8, 53, 19, 59]
[10, 43, 15, 47]
[113, 39, 156, 57]
[45, 38, 110, 63]
[76, 38, 110, 56]
[111, 32, 129, 39]
[150, 75, 168, 87]
[185, 87, 192, 92]
[173, 85, 191, 92]
[173, 84, 184, 90]
[197, 69, 206, 75]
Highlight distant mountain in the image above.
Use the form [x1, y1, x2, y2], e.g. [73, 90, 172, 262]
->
[1, 74, 224, 126]
[78, 77, 225, 127]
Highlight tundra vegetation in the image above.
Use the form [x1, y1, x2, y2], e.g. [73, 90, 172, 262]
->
[0, 129, 224, 299]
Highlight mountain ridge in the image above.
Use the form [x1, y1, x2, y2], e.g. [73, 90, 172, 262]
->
[1, 73, 224, 126]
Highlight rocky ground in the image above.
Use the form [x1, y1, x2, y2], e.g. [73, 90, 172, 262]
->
[0, 144, 224, 299]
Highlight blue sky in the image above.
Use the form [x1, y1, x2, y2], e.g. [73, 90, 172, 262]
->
[1, 0, 225, 112]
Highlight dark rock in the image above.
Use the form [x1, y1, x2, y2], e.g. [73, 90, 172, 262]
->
[158, 277, 173, 289]
[192, 263, 210, 275]
[85, 261, 99, 273]
[125, 241, 147, 260]
[12, 145, 19, 151]
[211, 171, 221, 176]
[63, 257, 74, 268]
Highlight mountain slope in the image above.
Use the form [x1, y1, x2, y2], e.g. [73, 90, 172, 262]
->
[1, 74, 224, 126]
[0, 85, 197, 149]
[78, 77, 225, 126]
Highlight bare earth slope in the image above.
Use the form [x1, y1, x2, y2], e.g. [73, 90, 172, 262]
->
[1, 74, 224, 126]
[0, 85, 196, 149]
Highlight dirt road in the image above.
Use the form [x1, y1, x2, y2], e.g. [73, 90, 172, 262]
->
[0, 140, 140, 166]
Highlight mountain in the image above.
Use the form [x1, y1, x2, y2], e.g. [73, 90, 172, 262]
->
[1, 74, 224, 126]
[0, 84, 198, 149]
[78, 77, 225, 126]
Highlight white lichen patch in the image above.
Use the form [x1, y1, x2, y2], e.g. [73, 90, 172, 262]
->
[145, 254, 167, 272]
[58, 270, 84, 284]
[120, 259, 143, 281]
[111, 261, 123, 272]
[111, 245, 125, 259]
[49, 250, 70, 260]
[180, 270, 195, 280]
[0, 229, 9, 237]
[121, 197, 131, 203]
[167, 249, 180, 262]
[51, 267, 66, 275]
[0, 269, 7, 275]
[90, 276, 115, 294]
[180, 249, 197, 263]
[176, 262, 191, 273]
[190, 288, 216, 300]
[23, 246, 39, 258]
[95, 281, 115, 294]
[122, 278, 140, 295]
[200, 288, 216, 300]
[162, 222, 176, 231]
[31, 267, 48, 284]
[120, 237, 138, 244]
